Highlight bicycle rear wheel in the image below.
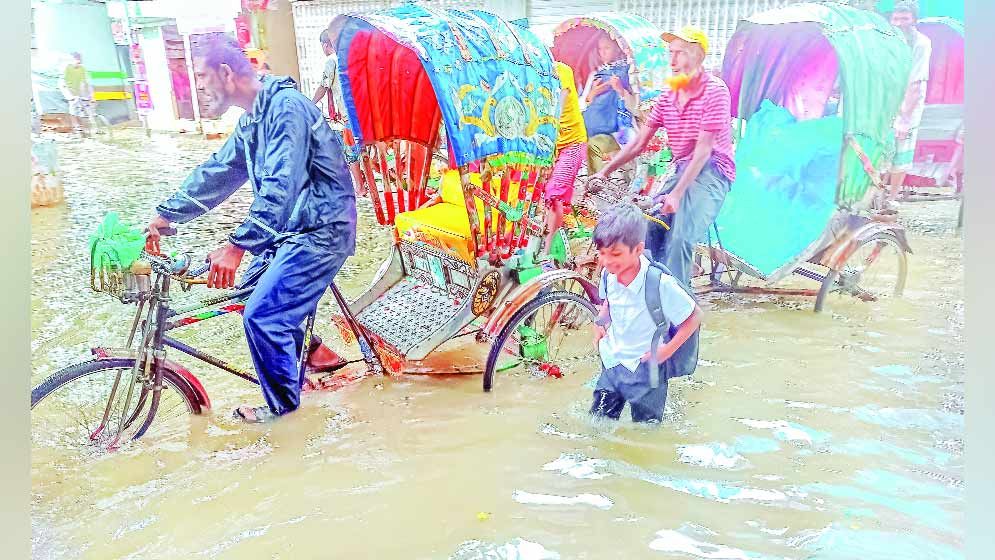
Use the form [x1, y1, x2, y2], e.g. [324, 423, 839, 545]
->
[814, 232, 908, 312]
[31, 358, 203, 450]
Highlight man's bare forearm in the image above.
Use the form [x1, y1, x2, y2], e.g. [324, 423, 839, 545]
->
[900, 80, 925, 117]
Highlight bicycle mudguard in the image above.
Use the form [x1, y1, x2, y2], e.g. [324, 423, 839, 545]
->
[91, 347, 212, 411]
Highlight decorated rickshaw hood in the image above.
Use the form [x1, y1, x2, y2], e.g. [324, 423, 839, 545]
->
[552, 12, 669, 101]
[329, 3, 559, 168]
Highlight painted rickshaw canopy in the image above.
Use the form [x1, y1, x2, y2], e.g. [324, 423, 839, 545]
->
[329, 3, 560, 168]
[722, 2, 912, 206]
[551, 12, 670, 101]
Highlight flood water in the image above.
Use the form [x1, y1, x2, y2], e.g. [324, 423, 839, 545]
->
[31, 129, 964, 559]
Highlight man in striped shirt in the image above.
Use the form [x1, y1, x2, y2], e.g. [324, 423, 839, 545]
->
[592, 26, 734, 288]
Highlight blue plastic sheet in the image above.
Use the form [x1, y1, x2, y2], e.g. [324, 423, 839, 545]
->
[713, 100, 843, 279]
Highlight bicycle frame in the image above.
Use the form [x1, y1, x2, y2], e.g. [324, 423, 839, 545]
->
[93, 258, 381, 446]
[161, 283, 259, 385]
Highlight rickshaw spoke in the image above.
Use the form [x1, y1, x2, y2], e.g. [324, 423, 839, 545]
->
[484, 292, 598, 391]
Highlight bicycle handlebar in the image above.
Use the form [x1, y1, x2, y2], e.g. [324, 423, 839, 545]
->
[141, 251, 210, 283]
[187, 262, 211, 279]
[142, 226, 210, 280]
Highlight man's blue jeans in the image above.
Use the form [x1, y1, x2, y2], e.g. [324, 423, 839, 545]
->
[646, 159, 731, 288]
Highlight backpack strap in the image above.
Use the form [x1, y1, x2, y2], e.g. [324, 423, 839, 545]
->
[645, 260, 698, 389]
[599, 266, 611, 322]
[644, 262, 666, 327]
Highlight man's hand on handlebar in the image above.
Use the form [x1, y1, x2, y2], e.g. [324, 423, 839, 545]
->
[145, 215, 172, 255]
[654, 192, 681, 215]
[206, 242, 246, 290]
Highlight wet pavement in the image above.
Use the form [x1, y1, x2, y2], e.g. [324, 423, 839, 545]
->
[31, 129, 964, 559]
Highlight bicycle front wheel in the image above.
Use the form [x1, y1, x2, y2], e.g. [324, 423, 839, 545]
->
[483, 291, 599, 394]
[31, 358, 203, 450]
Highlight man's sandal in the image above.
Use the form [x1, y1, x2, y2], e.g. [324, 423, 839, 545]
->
[233, 406, 278, 424]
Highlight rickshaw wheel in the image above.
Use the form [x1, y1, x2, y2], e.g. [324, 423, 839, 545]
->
[483, 291, 598, 392]
[814, 232, 908, 312]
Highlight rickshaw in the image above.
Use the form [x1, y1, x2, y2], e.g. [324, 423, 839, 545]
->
[550, 13, 671, 191]
[693, 2, 915, 312]
[901, 16, 964, 200]
[29, 6, 602, 450]
[325, 4, 601, 391]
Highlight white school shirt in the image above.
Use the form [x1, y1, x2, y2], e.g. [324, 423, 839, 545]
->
[895, 29, 932, 131]
[599, 255, 696, 372]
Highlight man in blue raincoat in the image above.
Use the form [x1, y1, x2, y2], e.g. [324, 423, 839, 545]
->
[146, 37, 357, 423]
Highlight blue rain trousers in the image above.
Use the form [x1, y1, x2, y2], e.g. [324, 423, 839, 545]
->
[240, 240, 348, 415]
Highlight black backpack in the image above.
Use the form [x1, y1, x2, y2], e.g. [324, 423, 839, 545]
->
[601, 260, 700, 388]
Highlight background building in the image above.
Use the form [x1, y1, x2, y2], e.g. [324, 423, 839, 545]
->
[31, 0, 134, 124]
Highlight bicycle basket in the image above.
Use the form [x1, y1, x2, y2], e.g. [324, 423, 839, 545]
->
[89, 213, 148, 302]
[91, 249, 153, 303]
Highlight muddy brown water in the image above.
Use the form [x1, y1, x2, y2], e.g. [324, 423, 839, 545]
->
[31, 129, 964, 559]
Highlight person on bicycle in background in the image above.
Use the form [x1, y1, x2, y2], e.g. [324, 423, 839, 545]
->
[59, 52, 95, 138]
[592, 26, 735, 289]
[145, 37, 358, 423]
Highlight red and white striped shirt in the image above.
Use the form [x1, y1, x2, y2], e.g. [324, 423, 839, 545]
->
[647, 75, 736, 182]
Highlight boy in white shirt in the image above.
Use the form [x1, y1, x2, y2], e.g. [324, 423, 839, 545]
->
[592, 203, 702, 423]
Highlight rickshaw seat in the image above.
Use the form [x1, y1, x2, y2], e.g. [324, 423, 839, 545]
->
[394, 169, 522, 263]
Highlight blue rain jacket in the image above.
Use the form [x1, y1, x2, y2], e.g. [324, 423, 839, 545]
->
[156, 76, 357, 256]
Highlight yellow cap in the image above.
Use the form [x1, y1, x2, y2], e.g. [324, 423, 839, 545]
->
[662, 25, 709, 54]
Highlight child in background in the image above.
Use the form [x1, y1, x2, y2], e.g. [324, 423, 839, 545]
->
[544, 61, 588, 258]
[581, 36, 639, 173]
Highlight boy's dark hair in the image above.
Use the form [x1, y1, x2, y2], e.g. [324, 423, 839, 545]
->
[202, 36, 254, 78]
[593, 202, 647, 250]
[319, 29, 332, 47]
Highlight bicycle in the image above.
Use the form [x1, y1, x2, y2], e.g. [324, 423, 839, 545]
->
[30, 231, 382, 451]
[71, 96, 112, 139]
